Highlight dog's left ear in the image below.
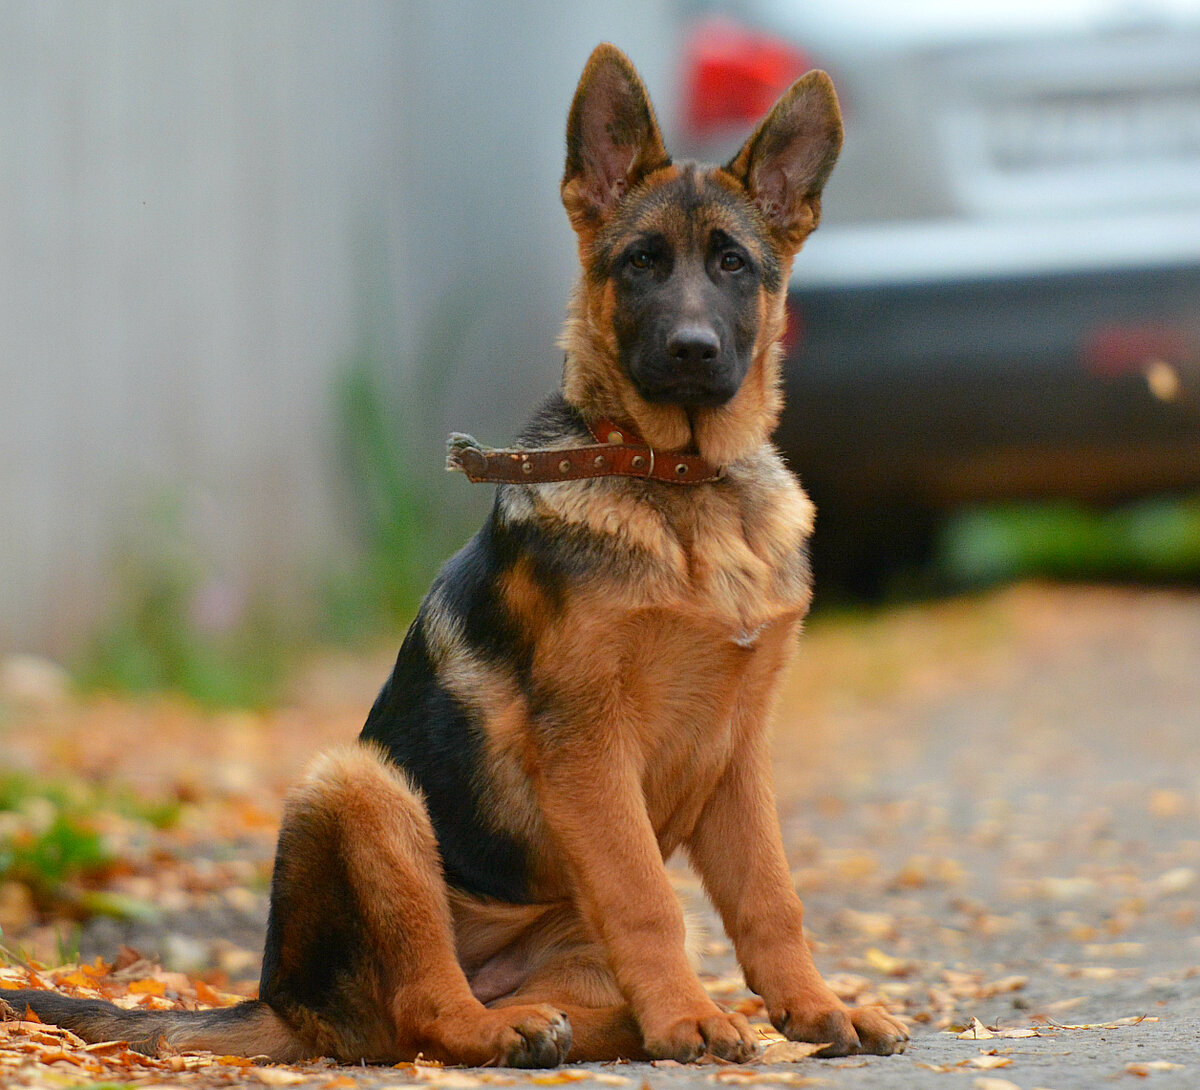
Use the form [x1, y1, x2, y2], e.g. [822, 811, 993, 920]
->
[726, 71, 843, 249]
[562, 44, 671, 232]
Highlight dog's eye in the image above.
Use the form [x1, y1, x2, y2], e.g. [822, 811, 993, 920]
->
[720, 252, 745, 272]
[629, 250, 654, 270]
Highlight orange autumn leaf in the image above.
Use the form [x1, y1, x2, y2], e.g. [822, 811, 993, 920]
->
[127, 978, 166, 996]
[194, 978, 225, 1005]
[81, 957, 112, 979]
[56, 970, 93, 990]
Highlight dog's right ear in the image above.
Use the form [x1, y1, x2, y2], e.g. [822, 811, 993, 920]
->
[562, 44, 670, 233]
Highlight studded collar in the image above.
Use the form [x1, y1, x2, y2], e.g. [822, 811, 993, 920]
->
[446, 416, 724, 485]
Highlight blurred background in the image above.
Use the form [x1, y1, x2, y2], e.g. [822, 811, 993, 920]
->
[2, 0, 1199, 701]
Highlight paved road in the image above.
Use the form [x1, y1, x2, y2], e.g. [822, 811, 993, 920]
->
[11, 582, 1200, 1089]
[735, 582, 1200, 1088]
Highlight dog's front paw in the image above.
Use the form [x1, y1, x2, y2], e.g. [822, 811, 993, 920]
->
[643, 1004, 758, 1063]
[472, 1005, 572, 1068]
[772, 998, 907, 1057]
[500, 1006, 574, 1068]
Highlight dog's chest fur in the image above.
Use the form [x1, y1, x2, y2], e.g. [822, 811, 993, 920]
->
[464, 436, 815, 887]
[500, 426, 814, 640]
[363, 400, 816, 904]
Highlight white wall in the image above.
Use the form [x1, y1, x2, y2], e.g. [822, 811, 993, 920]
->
[0, 0, 675, 654]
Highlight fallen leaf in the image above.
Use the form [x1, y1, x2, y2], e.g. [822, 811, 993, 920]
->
[1151, 867, 1196, 896]
[864, 948, 911, 977]
[752, 1022, 786, 1043]
[423, 1076, 487, 1089]
[112, 944, 148, 972]
[1125, 1060, 1184, 1075]
[217, 1053, 257, 1066]
[711, 1071, 828, 1085]
[55, 970, 94, 990]
[958, 1017, 995, 1040]
[249, 1067, 308, 1085]
[758, 1041, 826, 1063]
[979, 975, 1027, 997]
[80, 1039, 126, 1053]
[966, 1055, 1012, 1069]
[1083, 942, 1144, 959]
[194, 978, 226, 1006]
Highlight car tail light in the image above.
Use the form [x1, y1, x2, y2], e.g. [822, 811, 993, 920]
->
[681, 17, 813, 143]
[1083, 323, 1195, 379]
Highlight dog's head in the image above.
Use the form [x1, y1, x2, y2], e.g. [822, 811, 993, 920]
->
[559, 44, 841, 464]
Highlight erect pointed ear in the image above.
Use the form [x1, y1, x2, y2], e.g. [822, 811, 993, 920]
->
[561, 44, 671, 232]
[725, 71, 843, 248]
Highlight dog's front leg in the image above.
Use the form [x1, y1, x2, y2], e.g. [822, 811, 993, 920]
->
[532, 727, 757, 1063]
[685, 657, 908, 1057]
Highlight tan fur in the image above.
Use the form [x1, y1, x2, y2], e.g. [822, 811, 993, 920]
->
[269, 745, 573, 1065]
[273, 46, 898, 1065]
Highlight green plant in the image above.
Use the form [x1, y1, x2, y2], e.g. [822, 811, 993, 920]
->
[0, 773, 177, 921]
[0, 812, 112, 907]
[326, 349, 479, 639]
[939, 494, 1200, 585]
[72, 496, 290, 708]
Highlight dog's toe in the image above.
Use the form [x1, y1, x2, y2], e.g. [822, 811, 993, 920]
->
[503, 1008, 572, 1068]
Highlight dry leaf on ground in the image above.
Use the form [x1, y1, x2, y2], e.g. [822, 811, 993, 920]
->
[757, 1041, 827, 1063]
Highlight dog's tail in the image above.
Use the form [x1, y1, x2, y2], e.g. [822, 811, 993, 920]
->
[2, 989, 307, 1061]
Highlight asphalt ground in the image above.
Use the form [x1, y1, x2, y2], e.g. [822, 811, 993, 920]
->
[3, 582, 1199, 1089]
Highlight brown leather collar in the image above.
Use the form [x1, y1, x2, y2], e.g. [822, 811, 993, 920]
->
[446, 416, 724, 485]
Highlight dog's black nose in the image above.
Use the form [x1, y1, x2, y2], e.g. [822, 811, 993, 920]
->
[667, 325, 720, 366]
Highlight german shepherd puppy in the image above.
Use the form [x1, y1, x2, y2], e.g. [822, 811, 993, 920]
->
[8, 45, 906, 1067]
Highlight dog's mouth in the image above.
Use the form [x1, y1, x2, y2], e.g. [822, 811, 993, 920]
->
[635, 375, 740, 409]
[628, 349, 745, 409]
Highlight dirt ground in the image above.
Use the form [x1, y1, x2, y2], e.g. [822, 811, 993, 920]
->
[2, 581, 1199, 1089]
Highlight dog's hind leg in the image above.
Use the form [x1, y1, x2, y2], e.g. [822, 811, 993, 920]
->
[260, 742, 571, 1066]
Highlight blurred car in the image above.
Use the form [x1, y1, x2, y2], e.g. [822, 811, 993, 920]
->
[673, 1, 1200, 587]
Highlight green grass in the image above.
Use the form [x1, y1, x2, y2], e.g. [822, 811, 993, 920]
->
[70, 496, 291, 709]
[0, 772, 179, 921]
[0, 773, 180, 832]
[323, 349, 477, 640]
[939, 494, 1200, 586]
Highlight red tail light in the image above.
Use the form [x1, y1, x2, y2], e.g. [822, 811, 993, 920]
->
[1083, 323, 1195, 378]
[681, 17, 812, 143]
